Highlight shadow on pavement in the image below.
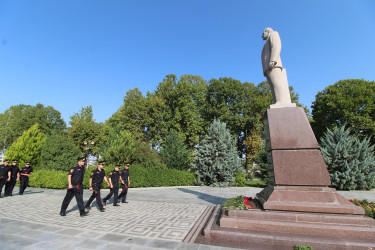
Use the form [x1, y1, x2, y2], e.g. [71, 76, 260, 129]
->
[177, 188, 226, 205]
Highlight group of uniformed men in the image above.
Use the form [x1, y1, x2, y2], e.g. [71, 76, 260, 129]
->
[0, 159, 34, 198]
[60, 156, 131, 217]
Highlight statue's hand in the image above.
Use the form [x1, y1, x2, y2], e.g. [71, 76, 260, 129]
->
[269, 61, 277, 69]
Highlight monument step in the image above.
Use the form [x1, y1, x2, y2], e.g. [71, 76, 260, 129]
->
[220, 216, 375, 239]
[225, 209, 375, 227]
[207, 226, 375, 250]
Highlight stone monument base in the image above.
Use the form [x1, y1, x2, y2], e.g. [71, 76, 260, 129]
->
[192, 205, 375, 249]
[257, 185, 365, 214]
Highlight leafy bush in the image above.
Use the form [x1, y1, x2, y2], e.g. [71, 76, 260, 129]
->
[27, 165, 196, 189]
[320, 126, 375, 190]
[233, 172, 246, 187]
[349, 198, 375, 219]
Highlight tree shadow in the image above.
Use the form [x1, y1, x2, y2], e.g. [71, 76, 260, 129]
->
[177, 188, 226, 205]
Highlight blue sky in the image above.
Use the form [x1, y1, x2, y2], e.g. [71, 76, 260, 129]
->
[1, 0, 374, 124]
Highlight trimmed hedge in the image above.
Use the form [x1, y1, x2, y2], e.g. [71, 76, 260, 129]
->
[28, 164, 196, 189]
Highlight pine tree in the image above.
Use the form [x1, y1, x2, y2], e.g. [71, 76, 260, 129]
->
[192, 119, 242, 186]
[5, 123, 47, 167]
[160, 130, 191, 170]
[40, 131, 81, 171]
[320, 126, 375, 190]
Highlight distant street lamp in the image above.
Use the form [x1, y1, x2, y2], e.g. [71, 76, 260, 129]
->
[83, 140, 95, 168]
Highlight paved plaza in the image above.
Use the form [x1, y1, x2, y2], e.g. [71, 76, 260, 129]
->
[0, 186, 374, 249]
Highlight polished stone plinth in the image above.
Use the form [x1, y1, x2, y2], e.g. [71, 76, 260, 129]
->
[257, 107, 363, 215]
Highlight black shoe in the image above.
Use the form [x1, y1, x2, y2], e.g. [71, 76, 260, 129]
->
[103, 199, 106, 206]
[19, 193, 23, 195]
[9, 194, 13, 196]
[113, 204, 120, 206]
[60, 211, 66, 216]
[80, 211, 89, 217]
[122, 200, 128, 203]
[100, 208, 105, 212]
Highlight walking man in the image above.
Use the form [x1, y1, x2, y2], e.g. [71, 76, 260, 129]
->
[118, 162, 130, 203]
[60, 156, 89, 217]
[19, 162, 33, 195]
[103, 164, 121, 207]
[85, 161, 111, 212]
[0, 159, 10, 198]
[5, 160, 19, 197]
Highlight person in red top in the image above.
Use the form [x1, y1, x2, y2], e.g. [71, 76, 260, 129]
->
[19, 162, 33, 195]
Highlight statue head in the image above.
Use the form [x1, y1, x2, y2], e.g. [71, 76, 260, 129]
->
[262, 27, 273, 40]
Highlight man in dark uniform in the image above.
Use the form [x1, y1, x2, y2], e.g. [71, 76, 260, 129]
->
[103, 164, 121, 207]
[19, 162, 33, 195]
[85, 161, 111, 212]
[0, 159, 11, 198]
[5, 159, 20, 197]
[60, 156, 89, 217]
[118, 162, 130, 203]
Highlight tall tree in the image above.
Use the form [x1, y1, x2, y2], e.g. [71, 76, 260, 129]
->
[67, 106, 102, 155]
[154, 74, 207, 148]
[40, 131, 81, 171]
[0, 104, 66, 150]
[311, 79, 375, 144]
[100, 127, 136, 165]
[5, 124, 47, 167]
[192, 119, 242, 187]
[107, 88, 148, 140]
[160, 130, 191, 171]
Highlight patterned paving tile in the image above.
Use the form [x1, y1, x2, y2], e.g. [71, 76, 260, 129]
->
[0, 188, 207, 242]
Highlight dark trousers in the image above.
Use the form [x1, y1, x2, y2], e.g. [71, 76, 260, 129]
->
[85, 184, 103, 209]
[0, 177, 6, 197]
[5, 177, 16, 196]
[19, 177, 29, 194]
[60, 185, 85, 213]
[118, 183, 128, 202]
[103, 184, 119, 205]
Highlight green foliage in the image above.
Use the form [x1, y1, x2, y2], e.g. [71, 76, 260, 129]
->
[133, 140, 166, 169]
[160, 130, 191, 170]
[129, 164, 196, 187]
[349, 198, 375, 219]
[233, 172, 246, 187]
[294, 245, 313, 250]
[27, 166, 195, 189]
[320, 126, 375, 190]
[67, 106, 102, 156]
[312, 79, 375, 144]
[40, 131, 81, 171]
[192, 119, 242, 187]
[108, 88, 148, 140]
[29, 169, 67, 189]
[0, 104, 66, 150]
[5, 124, 46, 167]
[254, 148, 269, 183]
[100, 127, 137, 165]
[243, 131, 263, 176]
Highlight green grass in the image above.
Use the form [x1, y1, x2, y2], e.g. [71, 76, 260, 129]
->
[244, 180, 266, 188]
